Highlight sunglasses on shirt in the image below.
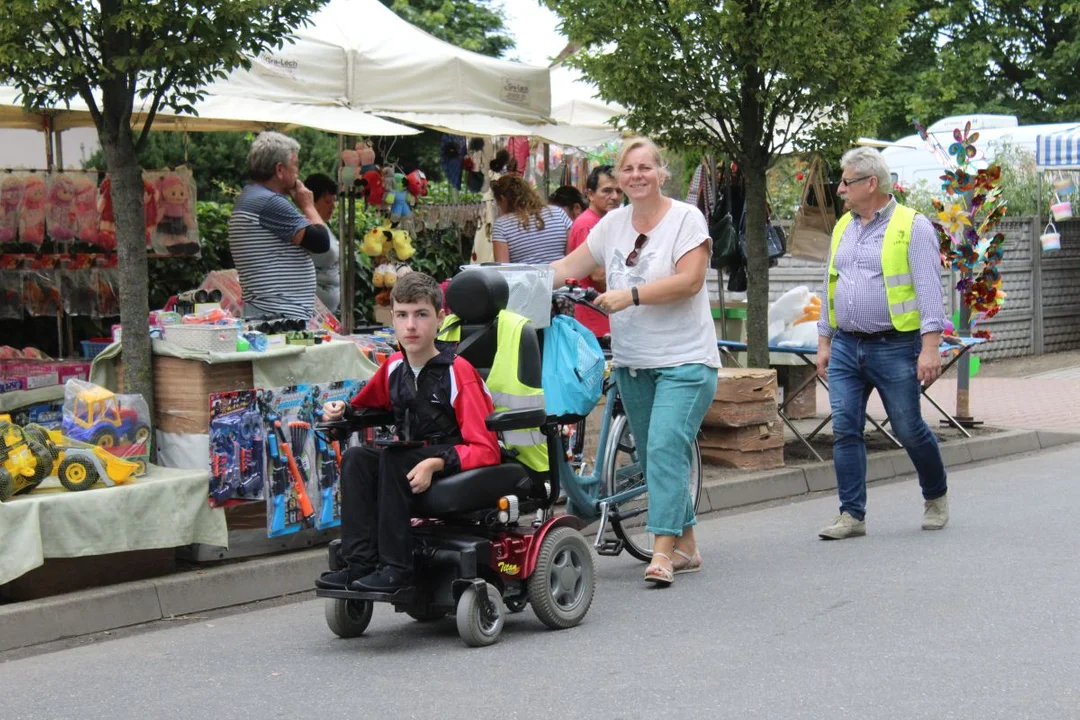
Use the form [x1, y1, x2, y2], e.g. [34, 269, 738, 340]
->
[626, 233, 648, 267]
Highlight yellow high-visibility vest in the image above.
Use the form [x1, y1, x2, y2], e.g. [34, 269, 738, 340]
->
[439, 311, 548, 473]
[827, 203, 921, 332]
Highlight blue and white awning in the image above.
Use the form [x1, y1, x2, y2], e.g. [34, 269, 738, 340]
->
[1036, 127, 1080, 169]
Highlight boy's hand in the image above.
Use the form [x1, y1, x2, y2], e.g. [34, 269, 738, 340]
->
[323, 401, 346, 422]
[407, 457, 445, 494]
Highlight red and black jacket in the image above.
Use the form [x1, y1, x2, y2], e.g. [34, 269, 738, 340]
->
[349, 345, 501, 474]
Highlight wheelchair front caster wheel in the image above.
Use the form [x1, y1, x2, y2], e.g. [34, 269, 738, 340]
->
[325, 598, 373, 638]
[455, 582, 505, 647]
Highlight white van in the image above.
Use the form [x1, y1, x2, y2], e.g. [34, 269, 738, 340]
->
[867, 114, 1080, 187]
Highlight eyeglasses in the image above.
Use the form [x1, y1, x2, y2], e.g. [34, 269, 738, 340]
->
[626, 233, 648, 267]
[839, 175, 872, 188]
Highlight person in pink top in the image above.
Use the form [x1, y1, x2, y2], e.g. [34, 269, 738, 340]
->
[565, 165, 624, 340]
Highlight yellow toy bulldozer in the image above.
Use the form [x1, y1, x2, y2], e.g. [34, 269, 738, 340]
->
[0, 413, 139, 501]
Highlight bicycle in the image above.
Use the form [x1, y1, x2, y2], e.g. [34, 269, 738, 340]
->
[547, 282, 704, 562]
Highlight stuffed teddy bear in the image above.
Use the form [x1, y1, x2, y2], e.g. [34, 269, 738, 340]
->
[47, 174, 78, 243]
[0, 175, 24, 244]
[395, 263, 413, 280]
[385, 172, 412, 221]
[19, 175, 47, 247]
[391, 227, 415, 261]
[372, 262, 397, 288]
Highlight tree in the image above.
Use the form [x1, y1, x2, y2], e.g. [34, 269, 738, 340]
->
[381, 0, 514, 58]
[543, 0, 908, 368]
[874, 0, 1080, 139]
[0, 0, 325, 407]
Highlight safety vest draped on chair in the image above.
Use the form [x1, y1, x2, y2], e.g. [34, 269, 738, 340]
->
[439, 311, 549, 473]
[827, 204, 921, 332]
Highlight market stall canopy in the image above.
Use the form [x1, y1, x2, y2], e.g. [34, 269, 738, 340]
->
[0, 85, 419, 136]
[204, 0, 552, 131]
[545, 65, 626, 148]
[1036, 127, 1080, 170]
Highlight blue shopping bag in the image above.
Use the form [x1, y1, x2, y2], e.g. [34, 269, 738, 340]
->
[542, 315, 605, 417]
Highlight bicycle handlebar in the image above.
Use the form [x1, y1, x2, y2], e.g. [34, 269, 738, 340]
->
[552, 280, 606, 316]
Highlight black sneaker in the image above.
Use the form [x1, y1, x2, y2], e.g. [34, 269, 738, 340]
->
[350, 566, 413, 593]
[315, 563, 375, 590]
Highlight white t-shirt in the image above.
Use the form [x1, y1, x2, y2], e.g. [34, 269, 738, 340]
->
[586, 200, 721, 370]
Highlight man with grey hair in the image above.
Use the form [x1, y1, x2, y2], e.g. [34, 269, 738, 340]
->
[815, 146, 949, 540]
[228, 131, 330, 320]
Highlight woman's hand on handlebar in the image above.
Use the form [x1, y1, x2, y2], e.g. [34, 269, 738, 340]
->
[594, 289, 634, 314]
[323, 400, 347, 422]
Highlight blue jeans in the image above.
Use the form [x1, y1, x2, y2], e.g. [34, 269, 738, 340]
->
[828, 331, 947, 521]
[613, 363, 717, 536]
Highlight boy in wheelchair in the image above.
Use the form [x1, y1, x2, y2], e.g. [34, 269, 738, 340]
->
[316, 272, 502, 593]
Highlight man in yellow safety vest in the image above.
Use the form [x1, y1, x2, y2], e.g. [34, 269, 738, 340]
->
[815, 147, 949, 541]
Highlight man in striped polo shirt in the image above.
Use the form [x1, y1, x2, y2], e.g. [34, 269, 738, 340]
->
[229, 132, 331, 321]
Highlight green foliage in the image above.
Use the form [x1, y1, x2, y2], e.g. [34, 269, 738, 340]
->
[84, 128, 340, 202]
[874, 1, 1080, 139]
[543, 0, 908, 368]
[381, 0, 514, 58]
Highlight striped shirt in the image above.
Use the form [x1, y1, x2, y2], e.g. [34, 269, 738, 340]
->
[818, 198, 945, 338]
[229, 183, 315, 320]
[492, 205, 572, 265]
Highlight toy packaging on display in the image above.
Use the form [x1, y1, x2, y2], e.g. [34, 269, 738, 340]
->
[257, 380, 361, 537]
[207, 390, 264, 507]
[61, 379, 151, 474]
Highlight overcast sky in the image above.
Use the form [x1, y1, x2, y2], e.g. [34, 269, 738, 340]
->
[498, 1, 567, 66]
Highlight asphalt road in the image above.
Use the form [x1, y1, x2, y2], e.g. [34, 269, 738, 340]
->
[5, 446, 1080, 720]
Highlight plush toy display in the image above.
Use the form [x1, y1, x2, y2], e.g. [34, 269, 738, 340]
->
[405, 169, 429, 203]
[384, 172, 412, 220]
[391, 227, 415, 260]
[362, 224, 390, 256]
[73, 175, 99, 244]
[1, 175, 24, 244]
[358, 142, 377, 174]
[372, 262, 397, 288]
[339, 149, 360, 188]
[96, 175, 116, 250]
[46, 174, 78, 243]
[155, 172, 197, 255]
[358, 168, 386, 206]
[19, 175, 47, 247]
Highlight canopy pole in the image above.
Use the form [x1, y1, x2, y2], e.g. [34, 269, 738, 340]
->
[339, 134, 355, 335]
[54, 128, 64, 169]
[542, 142, 550, 201]
[43, 115, 54, 171]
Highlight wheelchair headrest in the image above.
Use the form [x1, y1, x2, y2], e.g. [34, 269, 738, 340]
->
[447, 269, 509, 324]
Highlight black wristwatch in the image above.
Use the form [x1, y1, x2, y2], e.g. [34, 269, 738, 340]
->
[631, 287, 640, 306]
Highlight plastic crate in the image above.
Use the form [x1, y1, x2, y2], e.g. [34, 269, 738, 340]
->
[164, 324, 239, 354]
[81, 338, 114, 359]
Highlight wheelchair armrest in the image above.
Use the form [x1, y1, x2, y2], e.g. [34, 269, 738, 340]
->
[351, 408, 396, 427]
[485, 408, 547, 432]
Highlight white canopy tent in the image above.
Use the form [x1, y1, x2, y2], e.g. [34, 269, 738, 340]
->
[203, 0, 553, 136]
[545, 64, 625, 148]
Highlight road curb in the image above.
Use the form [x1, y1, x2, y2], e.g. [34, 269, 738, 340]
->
[2, 428, 1078, 653]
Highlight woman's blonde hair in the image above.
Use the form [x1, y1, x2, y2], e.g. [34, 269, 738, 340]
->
[615, 136, 669, 184]
[491, 175, 547, 231]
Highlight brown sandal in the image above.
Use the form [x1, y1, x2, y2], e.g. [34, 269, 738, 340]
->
[671, 548, 703, 575]
[644, 552, 674, 586]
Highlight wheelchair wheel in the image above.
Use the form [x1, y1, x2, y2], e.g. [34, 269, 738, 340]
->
[602, 413, 703, 562]
[455, 582, 504, 647]
[527, 526, 595, 630]
[325, 598, 373, 638]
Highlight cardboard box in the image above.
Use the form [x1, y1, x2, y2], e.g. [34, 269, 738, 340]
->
[701, 446, 785, 470]
[704, 399, 778, 429]
[714, 368, 778, 404]
[150, 355, 255, 434]
[701, 420, 784, 453]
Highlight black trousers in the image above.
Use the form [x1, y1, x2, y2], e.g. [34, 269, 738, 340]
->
[339, 444, 451, 573]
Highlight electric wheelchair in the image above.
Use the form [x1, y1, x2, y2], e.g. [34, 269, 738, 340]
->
[315, 269, 596, 647]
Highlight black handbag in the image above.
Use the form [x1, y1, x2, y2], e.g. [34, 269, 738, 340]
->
[738, 203, 786, 261]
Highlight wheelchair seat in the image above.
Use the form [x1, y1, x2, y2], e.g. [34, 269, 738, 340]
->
[414, 464, 532, 516]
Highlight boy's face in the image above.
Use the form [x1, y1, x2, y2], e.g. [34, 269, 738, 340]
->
[392, 299, 444, 357]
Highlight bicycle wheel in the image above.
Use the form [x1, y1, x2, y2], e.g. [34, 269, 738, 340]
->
[602, 413, 703, 562]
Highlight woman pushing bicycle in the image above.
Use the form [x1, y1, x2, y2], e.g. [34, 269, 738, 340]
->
[552, 136, 721, 587]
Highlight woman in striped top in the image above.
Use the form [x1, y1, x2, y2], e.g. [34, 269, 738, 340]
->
[491, 175, 572, 265]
